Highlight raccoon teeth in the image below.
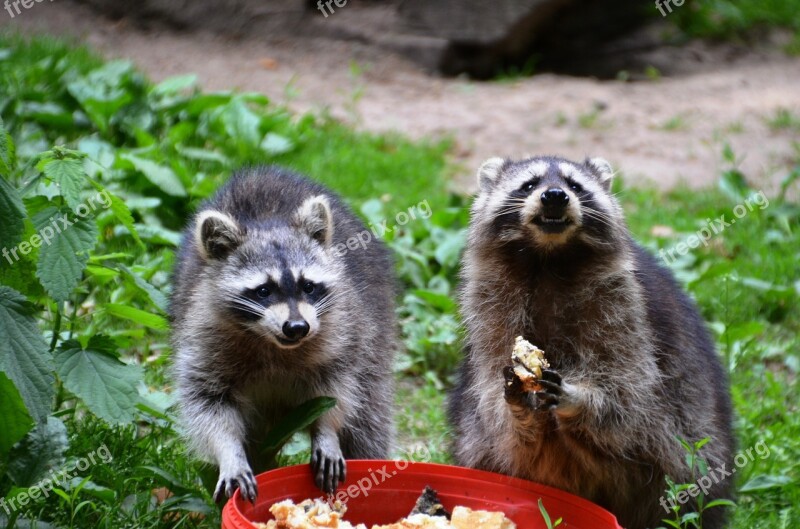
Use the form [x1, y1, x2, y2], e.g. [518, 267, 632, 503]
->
[541, 216, 567, 224]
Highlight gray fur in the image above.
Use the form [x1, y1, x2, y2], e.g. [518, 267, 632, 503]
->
[171, 166, 397, 502]
[449, 156, 734, 529]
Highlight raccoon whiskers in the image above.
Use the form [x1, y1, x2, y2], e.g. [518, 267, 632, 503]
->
[580, 209, 617, 230]
[229, 296, 266, 318]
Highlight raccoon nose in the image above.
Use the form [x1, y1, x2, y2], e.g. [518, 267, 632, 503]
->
[541, 188, 569, 208]
[283, 320, 310, 340]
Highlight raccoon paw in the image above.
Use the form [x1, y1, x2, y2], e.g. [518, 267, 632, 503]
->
[503, 365, 529, 406]
[213, 465, 258, 504]
[533, 369, 563, 411]
[311, 444, 346, 494]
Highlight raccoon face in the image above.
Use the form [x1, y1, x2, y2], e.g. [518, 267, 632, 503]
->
[194, 196, 342, 349]
[473, 156, 619, 252]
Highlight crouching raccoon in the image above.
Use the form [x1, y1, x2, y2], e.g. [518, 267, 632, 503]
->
[171, 166, 397, 502]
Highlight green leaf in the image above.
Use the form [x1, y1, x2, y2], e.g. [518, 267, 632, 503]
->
[38, 157, 85, 208]
[0, 173, 26, 249]
[86, 178, 143, 247]
[119, 153, 186, 197]
[261, 132, 294, 155]
[105, 303, 168, 330]
[150, 74, 197, 97]
[55, 337, 143, 424]
[260, 397, 337, 458]
[0, 116, 16, 177]
[34, 207, 98, 303]
[220, 98, 262, 147]
[738, 474, 792, 492]
[718, 169, 750, 202]
[0, 372, 34, 458]
[118, 265, 169, 314]
[0, 286, 54, 422]
[7, 416, 68, 487]
[67, 61, 135, 132]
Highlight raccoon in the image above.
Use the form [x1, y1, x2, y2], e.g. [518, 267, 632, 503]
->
[449, 156, 734, 529]
[170, 166, 397, 503]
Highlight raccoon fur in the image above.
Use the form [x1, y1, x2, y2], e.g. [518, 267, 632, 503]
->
[170, 166, 397, 503]
[449, 156, 734, 529]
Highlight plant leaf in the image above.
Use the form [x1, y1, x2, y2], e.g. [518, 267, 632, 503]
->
[34, 207, 98, 303]
[105, 303, 168, 330]
[0, 116, 16, 177]
[119, 153, 186, 197]
[38, 157, 85, 209]
[260, 397, 337, 457]
[0, 286, 54, 422]
[55, 336, 143, 424]
[7, 416, 68, 487]
[0, 173, 26, 249]
[118, 265, 169, 314]
[0, 372, 34, 458]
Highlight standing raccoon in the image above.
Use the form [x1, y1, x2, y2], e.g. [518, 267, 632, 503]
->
[171, 166, 397, 503]
[449, 156, 734, 529]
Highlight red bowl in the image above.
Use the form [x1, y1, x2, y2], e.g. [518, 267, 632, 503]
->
[222, 460, 622, 529]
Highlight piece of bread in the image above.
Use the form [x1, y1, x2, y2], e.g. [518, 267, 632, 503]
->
[255, 498, 366, 529]
[450, 506, 516, 529]
[511, 336, 549, 392]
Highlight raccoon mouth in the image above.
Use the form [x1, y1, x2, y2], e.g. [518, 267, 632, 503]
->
[532, 214, 572, 232]
[276, 336, 303, 347]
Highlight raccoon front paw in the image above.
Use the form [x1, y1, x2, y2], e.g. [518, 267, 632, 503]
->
[533, 369, 563, 411]
[503, 365, 529, 406]
[213, 465, 258, 504]
[311, 444, 346, 494]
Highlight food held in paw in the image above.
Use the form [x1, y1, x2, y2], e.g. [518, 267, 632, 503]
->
[511, 336, 549, 392]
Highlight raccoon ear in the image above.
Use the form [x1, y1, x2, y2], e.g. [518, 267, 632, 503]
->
[295, 195, 333, 248]
[195, 210, 242, 260]
[477, 157, 506, 191]
[585, 157, 614, 191]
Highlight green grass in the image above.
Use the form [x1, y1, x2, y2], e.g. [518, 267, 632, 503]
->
[0, 33, 798, 529]
[673, 0, 800, 53]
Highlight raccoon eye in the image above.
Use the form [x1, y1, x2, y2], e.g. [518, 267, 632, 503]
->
[302, 281, 316, 294]
[256, 286, 271, 299]
[520, 178, 540, 193]
[568, 180, 583, 193]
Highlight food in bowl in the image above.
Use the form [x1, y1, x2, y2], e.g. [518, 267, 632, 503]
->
[254, 488, 515, 529]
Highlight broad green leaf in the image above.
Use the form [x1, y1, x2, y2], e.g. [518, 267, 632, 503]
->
[33, 207, 98, 303]
[105, 303, 168, 330]
[119, 153, 186, 197]
[738, 474, 792, 492]
[0, 174, 26, 249]
[220, 98, 262, 147]
[261, 132, 294, 155]
[0, 372, 33, 458]
[7, 416, 68, 487]
[151, 74, 197, 97]
[0, 116, 15, 177]
[0, 286, 54, 422]
[260, 397, 337, 458]
[38, 157, 85, 208]
[17, 102, 74, 128]
[118, 265, 168, 314]
[86, 178, 143, 247]
[55, 337, 143, 424]
[66, 61, 135, 132]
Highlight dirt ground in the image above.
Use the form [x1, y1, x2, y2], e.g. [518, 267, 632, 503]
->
[3, 2, 800, 194]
